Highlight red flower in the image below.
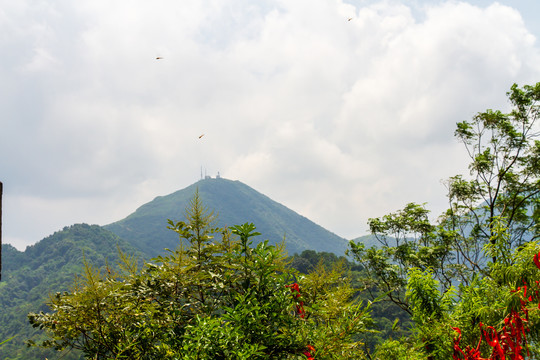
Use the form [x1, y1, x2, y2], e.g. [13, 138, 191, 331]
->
[303, 345, 315, 360]
[534, 251, 540, 270]
[451, 251, 540, 359]
[287, 283, 306, 318]
[286, 283, 315, 358]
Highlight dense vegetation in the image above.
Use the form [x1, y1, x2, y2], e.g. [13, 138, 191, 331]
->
[0, 82, 538, 359]
[288, 249, 413, 351]
[0, 231, 397, 359]
[28, 191, 371, 359]
[349, 82, 540, 358]
[0, 224, 141, 359]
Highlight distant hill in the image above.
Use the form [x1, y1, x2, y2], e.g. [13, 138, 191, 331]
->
[0, 224, 140, 359]
[105, 177, 350, 257]
[0, 178, 352, 358]
[350, 234, 381, 249]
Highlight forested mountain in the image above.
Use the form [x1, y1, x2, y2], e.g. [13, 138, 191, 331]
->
[1, 83, 536, 360]
[0, 179, 362, 359]
[105, 177, 350, 257]
[350, 234, 380, 249]
[0, 224, 141, 359]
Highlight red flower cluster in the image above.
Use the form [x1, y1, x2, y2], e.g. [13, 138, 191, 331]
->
[287, 283, 315, 359]
[452, 250, 540, 360]
[303, 344, 315, 360]
[452, 327, 485, 360]
[286, 283, 306, 318]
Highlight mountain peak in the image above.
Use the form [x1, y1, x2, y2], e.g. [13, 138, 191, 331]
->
[105, 178, 348, 257]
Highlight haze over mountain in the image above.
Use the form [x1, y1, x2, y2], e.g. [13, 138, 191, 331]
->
[104, 177, 350, 257]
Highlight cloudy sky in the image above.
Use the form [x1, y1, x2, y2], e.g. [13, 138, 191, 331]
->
[1, 0, 540, 250]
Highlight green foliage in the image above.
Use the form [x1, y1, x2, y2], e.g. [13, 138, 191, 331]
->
[297, 262, 374, 359]
[349, 203, 455, 315]
[288, 249, 362, 274]
[371, 338, 423, 360]
[405, 268, 455, 359]
[288, 249, 412, 354]
[447, 82, 540, 265]
[367, 234, 540, 359]
[349, 82, 540, 358]
[0, 224, 138, 360]
[0, 336, 15, 346]
[28, 193, 372, 359]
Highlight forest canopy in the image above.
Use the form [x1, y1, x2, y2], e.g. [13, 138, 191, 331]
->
[28, 191, 371, 359]
[25, 82, 540, 359]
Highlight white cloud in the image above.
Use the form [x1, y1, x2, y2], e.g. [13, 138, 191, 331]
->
[1, 0, 539, 249]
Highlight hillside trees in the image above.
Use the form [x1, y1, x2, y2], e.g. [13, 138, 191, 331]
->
[28, 190, 373, 359]
[0, 224, 140, 360]
[349, 82, 540, 358]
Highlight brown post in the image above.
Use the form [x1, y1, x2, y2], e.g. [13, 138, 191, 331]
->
[0, 181, 2, 281]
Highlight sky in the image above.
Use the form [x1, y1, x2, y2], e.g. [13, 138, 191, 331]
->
[1, 0, 540, 251]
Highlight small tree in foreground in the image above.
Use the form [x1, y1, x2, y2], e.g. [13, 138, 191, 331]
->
[28, 190, 372, 359]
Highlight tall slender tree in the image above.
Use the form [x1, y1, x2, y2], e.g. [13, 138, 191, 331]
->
[349, 82, 540, 359]
[445, 83, 540, 267]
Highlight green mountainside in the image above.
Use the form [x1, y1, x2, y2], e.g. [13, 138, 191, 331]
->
[0, 178, 362, 358]
[350, 234, 380, 249]
[0, 224, 141, 359]
[104, 177, 350, 257]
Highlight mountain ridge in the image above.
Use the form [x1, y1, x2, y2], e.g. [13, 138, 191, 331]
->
[104, 177, 350, 257]
[0, 178, 362, 359]
[0, 224, 141, 359]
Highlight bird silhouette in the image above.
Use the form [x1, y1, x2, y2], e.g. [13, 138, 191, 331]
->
[156, 56, 163, 60]
[199, 134, 205, 139]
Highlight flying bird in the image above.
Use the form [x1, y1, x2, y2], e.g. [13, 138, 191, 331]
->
[199, 134, 205, 139]
[156, 56, 163, 60]
[347, 18, 353, 21]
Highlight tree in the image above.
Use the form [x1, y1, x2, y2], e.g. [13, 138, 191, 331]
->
[402, 223, 540, 359]
[350, 203, 454, 315]
[349, 82, 540, 358]
[29, 190, 373, 359]
[446, 82, 540, 268]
